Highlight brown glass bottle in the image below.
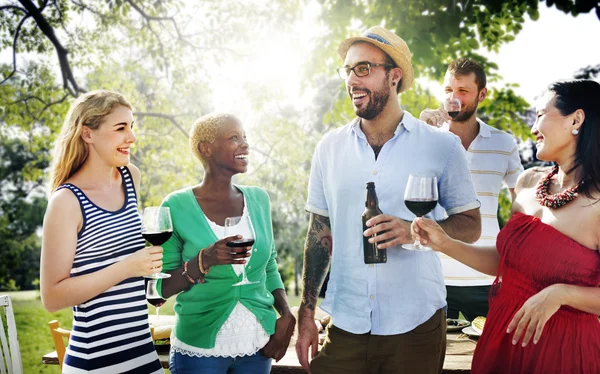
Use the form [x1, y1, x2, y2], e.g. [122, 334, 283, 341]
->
[362, 182, 387, 264]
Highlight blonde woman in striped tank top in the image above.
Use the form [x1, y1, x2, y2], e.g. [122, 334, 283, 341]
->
[41, 90, 163, 373]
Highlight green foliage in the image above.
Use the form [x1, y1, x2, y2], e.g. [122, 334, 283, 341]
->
[3, 296, 72, 374]
[497, 186, 512, 228]
[0, 0, 597, 293]
[0, 134, 48, 290]
[478, 84, 533, 139]
[312, 0, 543, 80]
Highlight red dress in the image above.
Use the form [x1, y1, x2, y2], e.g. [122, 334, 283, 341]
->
[471, 212, 600, 374]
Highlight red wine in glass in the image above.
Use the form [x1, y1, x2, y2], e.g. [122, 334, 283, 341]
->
[405, 199, 438, 217]
[142, 231, 172, 246]
[402, 175, 439, 251]
[147, 298, 166, 308]
[146, 279, 166, 319]
[444, 98, 461, 121]
[226, 238, 255, 248]
[224, 216, 259, 286]
[141, 207, 173, 279]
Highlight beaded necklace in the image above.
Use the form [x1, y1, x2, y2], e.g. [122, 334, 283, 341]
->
[535, 165, 586, 208]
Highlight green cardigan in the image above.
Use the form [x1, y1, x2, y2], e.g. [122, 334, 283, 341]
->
[157, 185, 284, 349]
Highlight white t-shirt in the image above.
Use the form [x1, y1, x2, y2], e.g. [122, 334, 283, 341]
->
[439, 119, 524, 286]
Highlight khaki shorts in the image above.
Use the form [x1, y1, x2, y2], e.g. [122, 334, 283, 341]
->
[311, 308, 446, 374]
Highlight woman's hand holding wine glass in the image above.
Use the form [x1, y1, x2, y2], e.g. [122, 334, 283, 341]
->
[411, 217, 452, 252]
[202, 235, 251, 270]
[140, 206, 173, 279]
[124, 245, 164, 278]
[224, 216, 259, 286]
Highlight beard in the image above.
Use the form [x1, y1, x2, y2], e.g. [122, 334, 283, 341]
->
[352, 81, 391, 120]
[452, 97, 478, 122]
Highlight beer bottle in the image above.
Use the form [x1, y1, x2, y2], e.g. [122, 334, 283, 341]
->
[362, 182, 387, 264]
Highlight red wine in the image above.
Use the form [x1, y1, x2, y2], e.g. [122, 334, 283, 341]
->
[448, 111, 459, 119]
[226, 238, 255, 248]
[405, 199, 437, 217]
[142, 231, 172, 246]
[147, 298, 166, 308]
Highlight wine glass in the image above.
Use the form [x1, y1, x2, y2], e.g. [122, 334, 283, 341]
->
[141, 206, 172, 279]
[402, 175, 438, 251]
[146, 279, 166, 320]
[444, 97, 461, 120]
[224, 216, 258, 287]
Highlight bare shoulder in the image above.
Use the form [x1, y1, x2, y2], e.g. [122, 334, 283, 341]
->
[515, 166, 550, 191]
[45, 188, 81, 224]
[127, 163, 141, 190]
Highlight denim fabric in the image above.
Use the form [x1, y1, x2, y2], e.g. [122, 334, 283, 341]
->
[169, 350, 272, 374]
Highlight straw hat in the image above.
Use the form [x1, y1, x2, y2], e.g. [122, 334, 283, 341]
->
[338, 26, 414, 93]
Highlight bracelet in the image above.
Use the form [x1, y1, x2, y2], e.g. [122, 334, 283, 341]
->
[182, 260, 205, 285]
[198, 249, 209, 275]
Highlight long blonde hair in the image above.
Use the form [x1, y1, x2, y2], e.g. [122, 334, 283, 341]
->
[49, 90, 133, 193]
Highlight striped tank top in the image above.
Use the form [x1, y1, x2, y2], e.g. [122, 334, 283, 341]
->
[58, 166, 162, 373]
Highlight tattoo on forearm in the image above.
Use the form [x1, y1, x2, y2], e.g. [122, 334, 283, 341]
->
[301, 213, 332, 311]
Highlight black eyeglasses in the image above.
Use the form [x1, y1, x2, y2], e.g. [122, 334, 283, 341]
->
[337, 62, 395, 80]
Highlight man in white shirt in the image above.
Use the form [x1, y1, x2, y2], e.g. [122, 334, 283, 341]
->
[420, 58, 524, 321]
[296, 28, 481, 374]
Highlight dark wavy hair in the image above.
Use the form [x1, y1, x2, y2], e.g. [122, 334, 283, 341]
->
[549, 79, 600, 198]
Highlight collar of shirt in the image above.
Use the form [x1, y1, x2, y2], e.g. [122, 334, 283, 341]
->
[349, 111, 417, 141]
[475, 118, 491, 138]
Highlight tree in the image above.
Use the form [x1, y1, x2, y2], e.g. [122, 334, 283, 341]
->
[311, 0, 600, 139]
[1, 0, 598, 292]
[575, 64, 600, 80]
[0, 134, 48, 290]
[0, 0, 305, 290]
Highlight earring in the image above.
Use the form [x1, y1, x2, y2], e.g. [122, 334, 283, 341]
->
[572, 129, 579, 135]
[392, 82, 396, 86]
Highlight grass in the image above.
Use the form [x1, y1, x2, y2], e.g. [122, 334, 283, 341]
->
[3, 296, 72, 374]
[3, 290, 305, 373]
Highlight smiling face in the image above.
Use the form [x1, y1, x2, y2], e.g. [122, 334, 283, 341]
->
[532, 91, 578, 162]
[82, 104, 135, 167]
[207, 117, 249, 175]
[344, 42, 399, 120]
[443, 71, 486, 122]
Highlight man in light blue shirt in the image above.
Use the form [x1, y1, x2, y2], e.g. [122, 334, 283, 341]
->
[295, 26, 481, 374]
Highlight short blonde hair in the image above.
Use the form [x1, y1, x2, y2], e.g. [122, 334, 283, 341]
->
[189, 113, 238, 165]
[49, 90, 133, 193]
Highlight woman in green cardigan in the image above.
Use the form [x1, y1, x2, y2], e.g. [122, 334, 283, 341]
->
[158, 113, 296, 373]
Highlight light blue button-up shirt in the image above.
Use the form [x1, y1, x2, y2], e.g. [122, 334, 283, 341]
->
[306, 111, 480, 335]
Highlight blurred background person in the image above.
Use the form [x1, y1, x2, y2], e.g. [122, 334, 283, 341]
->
[420, 58, 524, 321]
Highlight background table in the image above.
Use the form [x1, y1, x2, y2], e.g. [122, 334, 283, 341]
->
[43, 331, 476, 373]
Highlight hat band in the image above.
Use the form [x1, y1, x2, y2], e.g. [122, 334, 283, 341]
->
[364, 33, 392, 46]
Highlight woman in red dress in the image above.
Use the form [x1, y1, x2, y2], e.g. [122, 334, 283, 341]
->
[413, 79, 600, 373]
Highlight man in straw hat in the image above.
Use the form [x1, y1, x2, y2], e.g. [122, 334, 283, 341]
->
[296, 26, 481, 373]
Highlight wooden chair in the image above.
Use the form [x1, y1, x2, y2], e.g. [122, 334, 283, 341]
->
[48, 320, 70, 369]
[0, 295, 23, 374]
